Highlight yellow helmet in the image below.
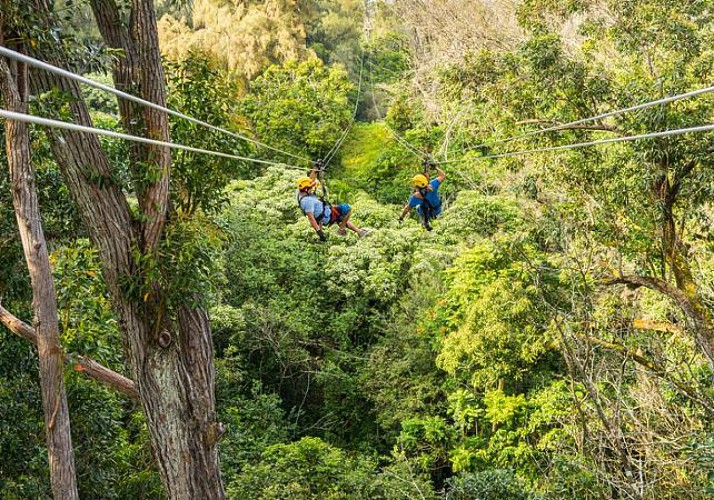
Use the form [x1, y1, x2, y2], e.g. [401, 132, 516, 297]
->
[297, 177, 315, 190]
[412, 174, 428, 188]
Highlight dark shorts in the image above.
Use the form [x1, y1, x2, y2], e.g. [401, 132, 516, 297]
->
[329, 203, 351, 224]
[416, 204, 442, 218]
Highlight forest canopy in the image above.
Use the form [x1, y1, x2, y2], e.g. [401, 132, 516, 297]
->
[2, 0, 714, 499]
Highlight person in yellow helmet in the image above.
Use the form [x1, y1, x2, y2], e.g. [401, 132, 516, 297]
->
[398, 166, 446, 231]
[296, 166, 370, 241]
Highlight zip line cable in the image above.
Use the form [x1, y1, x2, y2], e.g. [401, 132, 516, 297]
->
[388, 122, 429, 159]
[365, 58, 483, 187]
[323, 35, 369, 167]
[322, 0, 386, 167]
[0, 46, 311, 164]
[440, 123, 714, 163]
[0, 108, 303, 169]
[325, 47, 364, 166]
[361, 0, 427, 159]
[447, 83, 714, 158]
[366, 58, 428, 159]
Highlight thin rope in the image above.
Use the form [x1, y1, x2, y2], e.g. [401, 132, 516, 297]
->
[367, 57, 428, 159]
[0, 46, 311, 164]
[448, 83, 714, 157]
[0, 108, 303, 169]
[387, 122, 429, 158]
[440, 123, 714, 162]
[323, 43, 367, 166]
[322, 0, 381, 167]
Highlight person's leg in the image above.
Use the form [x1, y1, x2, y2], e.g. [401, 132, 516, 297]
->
[336, 204, 359, 233]
[337, 204, 370, 237]
[420, 207, 432, 231]
[341, 211, 358, 232]
[344, 214, 370, 236]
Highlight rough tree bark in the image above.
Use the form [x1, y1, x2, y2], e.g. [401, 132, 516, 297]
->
[0, 47, 79, 498]
[20, 1, 225, 497]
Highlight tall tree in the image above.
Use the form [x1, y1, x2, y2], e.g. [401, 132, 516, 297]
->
[0, 36, 79, 498]
[7, 0, 224, 496]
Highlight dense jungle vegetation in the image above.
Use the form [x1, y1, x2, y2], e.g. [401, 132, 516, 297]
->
[2, 0, 714, 498]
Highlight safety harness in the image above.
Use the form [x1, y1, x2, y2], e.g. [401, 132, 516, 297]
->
[297, 159, 343, 226]
[417, 158, 438, 230]
[297, 191, 331, 224]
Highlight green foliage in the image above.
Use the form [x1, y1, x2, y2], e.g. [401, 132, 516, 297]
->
[4, 2, 714, 498]
[305, 0, 364, 74]
[166, 54, 250, 214]
[398, 416, 455, 476]
[435, 240, 559, 387]
[336, 122, 424, 204]
[365, 33, 412, 86]
[370, 452, 438, 500]
[80, 72, 119, 115]
[0, 328, 159, 499]
[240, 58, 354, 160]
[158, 0, 310, 80]
[52, 241, 122, 368]
[0, 163, 29, 310]
[121, 212, 224, 314]
[226, 437, 378, 499]
[0, 336, 48, 498]
[218, 383, 294, 486]
[360, 300, 446, 437]
[435, 193, 523, 245]
[444, 469, 539, 500]
[29, 133, 84, 241]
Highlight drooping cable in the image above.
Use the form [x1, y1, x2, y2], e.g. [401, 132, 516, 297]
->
[0, 108, 304, 169]
[0, 46, 311, 164]
[448, 83, 714, 157]
[323, 44, 367, 167]
[366, 56, 428, 160]
[439, 123, 714, 163]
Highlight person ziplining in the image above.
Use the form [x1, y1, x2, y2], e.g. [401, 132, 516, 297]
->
[398, 160, 446, 231]
[297, 161, 371, 241]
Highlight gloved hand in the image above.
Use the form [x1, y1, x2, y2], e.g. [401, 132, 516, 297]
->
[316, 229, 327, 242]
[398, 216, 404, 224]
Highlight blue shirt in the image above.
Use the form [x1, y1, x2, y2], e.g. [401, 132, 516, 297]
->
[409, 178, 442, 216]
[297, 192, 331, 224]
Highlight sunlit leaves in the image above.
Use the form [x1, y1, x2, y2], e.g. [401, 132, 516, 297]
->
[240, 57, 354, 160]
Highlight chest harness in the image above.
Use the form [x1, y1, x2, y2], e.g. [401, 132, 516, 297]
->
[297, 159, 342, 225]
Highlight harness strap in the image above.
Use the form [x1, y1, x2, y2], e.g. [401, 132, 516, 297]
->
[418, 188, 433, 209]
[298, 191, 331, 224]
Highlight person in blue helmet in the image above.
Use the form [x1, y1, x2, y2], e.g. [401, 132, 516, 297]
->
[398, 166, 445, 231]
[296, 166, 370, 241]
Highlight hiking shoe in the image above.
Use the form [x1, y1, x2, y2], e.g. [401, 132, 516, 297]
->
[358, 229, 371, 238]
[337, 227, 347, 237]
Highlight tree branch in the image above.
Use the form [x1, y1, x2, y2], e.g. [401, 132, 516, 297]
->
[0, 304, 137, 399]
[604, 274, 714, 373]
[632, 318, 681, 335]
[583, 334, 714, 415]
[603, 275, 696, 318]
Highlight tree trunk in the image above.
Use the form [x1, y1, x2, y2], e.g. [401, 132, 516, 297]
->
[21, 1, 225, 497]
[90, 0, 169, 250]
[28, 58, 225, 500]
[656, 163, 714, 370]
[0, 50, 79, 499]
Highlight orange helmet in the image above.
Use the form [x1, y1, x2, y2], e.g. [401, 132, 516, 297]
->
[412, 174, 428, 188]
